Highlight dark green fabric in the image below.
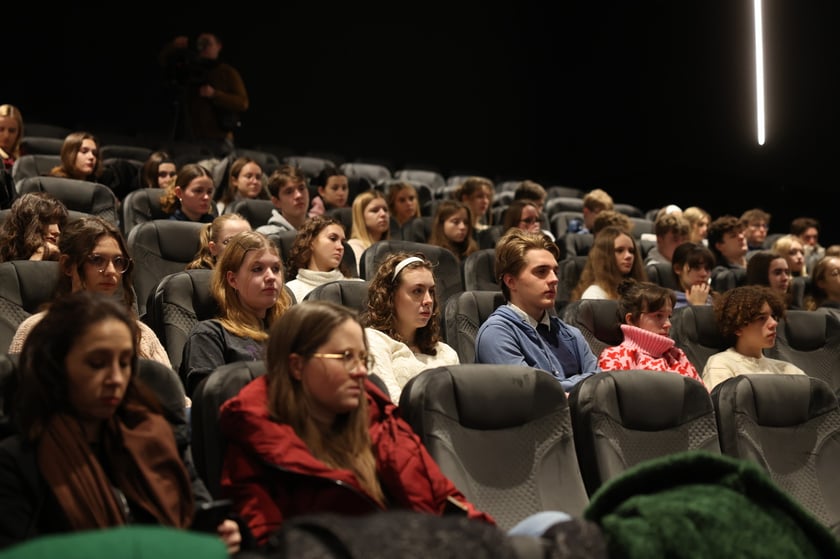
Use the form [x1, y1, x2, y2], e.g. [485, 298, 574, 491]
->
[584, 450, 840, 559]
[0, 526, 227, 559]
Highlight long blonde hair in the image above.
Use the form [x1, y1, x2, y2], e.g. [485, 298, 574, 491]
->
[266, 301, 384, 505]
[212, 231, 292, 341]
[349, 190, 389, 249]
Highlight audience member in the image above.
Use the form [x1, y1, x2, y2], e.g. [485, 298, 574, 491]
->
[0, 192, 68, 262]
[160, 163, 215, 223]
[180, 231, 292, 395]
[790, 216, 825, 273]
[702, 285, 805, 390]
[361, 253, 459, 402]
[308, 165, 349, 217]
[48, 131, 106, 183]
[745, 250, 796, 308]
[256, 164, 309, 235]
[0, 104, 23, 171]
[453, 176, 493, 232]
[216, 157, 267, 215]
[826, 245, 840, 257]
[185, 213, 252, 270]
[386, 181, 420, 229]
[217, 300, 494, 545]
[567, 188, 613, 234]
[804, 256, 840, 314]
[644, 212, 690, 265]
[8, 216, 170, 367]
[682, 206, 711, 245]
[0, 291, 241, 553]
[427, 199, 478, 263]
[590, 210, 633, 236]
[160, 32, 248, 155]
[502, 200, 543, 235]
[571, 226, 647, 301]
[347, 190, 390, 271]
[513, 179, 547, 214]
[140, 151, 177, 189]
[285, 215, 357, 303]
[475, 229, 601, 392]
[598, 279, 703, 384]
[772, 234, 808, 277]
[740, 208, 772, 255]
[670, 242, 715, 309]
[707, 215, 748, 269]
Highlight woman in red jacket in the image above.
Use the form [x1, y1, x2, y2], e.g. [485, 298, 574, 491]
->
[218, 300, 494, 545]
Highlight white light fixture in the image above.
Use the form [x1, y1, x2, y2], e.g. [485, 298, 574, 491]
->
[754, 0, 765, 145]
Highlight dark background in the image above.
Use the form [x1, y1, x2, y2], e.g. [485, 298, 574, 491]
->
[6, 1, 840, 242]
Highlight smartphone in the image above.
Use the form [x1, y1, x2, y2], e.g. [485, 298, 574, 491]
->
[192, 499, 232, 533]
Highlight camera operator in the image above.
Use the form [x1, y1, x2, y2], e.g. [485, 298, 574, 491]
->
[160, 32, 249, 156]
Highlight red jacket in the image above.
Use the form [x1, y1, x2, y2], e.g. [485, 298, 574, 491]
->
[218, 376, 494, 544]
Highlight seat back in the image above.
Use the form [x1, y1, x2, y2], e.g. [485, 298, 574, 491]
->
[645, 260, 679, 290]
[325, 206, 353, 236]
[545, 197, 584, 218]
[711, 374, 840, 535]
[443, 290, 506, 363]
[669, 304, 727, 373]
[0, 353, 18, 440]
[0, 261, 59, 353]
[556, 256, 587, 308]
[561, 299, 622, 357]
[191, 360, 267, 497]
[136, 358, 189, 445]
[569, 369, 720, 496]
[711, 265, 747, 293]
[224, 198, 274, 229]
[19, 136, 64, 155]
[281, 155, 336, 181]
[10, 154, 60, 183]
[399, 364, 590, 530]
[551, 211, 584, 239]
[126, 220, 204, 317]
[393, 168, 446, 191]
[100, 144, 153, 162]
[16, 176, 119, 225]
[563, 233, 593, 258]
[143, 269, 219, 373]
[121, 188, 169, 237]
[765, 310, 840, 392]
[462, 248, 498, 291]
[360, 240, 463, 307]
[303, 280, 370, 313]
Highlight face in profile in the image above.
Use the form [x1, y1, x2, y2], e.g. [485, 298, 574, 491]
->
[630, 300, 673, 336]
[209, 218, 252, 258]
[393, 267, 435, 335]
[504, 248, 558, 319]
[767, 257, 790, 294]
[735, 301, 778, 352]
[65, 316, 133, 439]
[226, 248, 282, 318]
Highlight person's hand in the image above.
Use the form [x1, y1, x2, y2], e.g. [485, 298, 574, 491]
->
[199, 84, 216, 98]
[686, 282, 710, 305]
[216, 519, 241, 555]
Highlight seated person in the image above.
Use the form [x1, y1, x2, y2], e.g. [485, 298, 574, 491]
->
[185, 213, 252, 270]
[361, 253, 459, 402]
[285, 215, 358, 303]
[571, 226, 647, 301]
[805, 256, 840, 315]
[702, 285, 806, 391]
[159, 164, 215, 223]
[644, 212, 690, 265]
[567, 188, 613, 234]
[745, 250, 796, 309]
[598, 279, 703, 384]
[0, 291, 240, 553]
[740, 208, 771, 254]
[215, 157, 267, 215]
[180, 231, 292, 395]
[308, 165, 349, 217]
[256, 164, 309, 235]
[475, 229, 601, 392]
[426, 200, 478, 264]
[0, 192, 68, 262]
[708, 215, 748, 270]
[671, 242, 715, 309]
[218, 300, 494, 545]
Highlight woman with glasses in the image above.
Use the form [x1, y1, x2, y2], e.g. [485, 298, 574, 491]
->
[217, 300, 494, 545]
[702, 285, 805, 391]
[180, 231, 292, 396]
[185, 213, 252, 270]
[598, 279, 703, 385]
[361, 252, 459, 403]
[8, 216, 170, 368]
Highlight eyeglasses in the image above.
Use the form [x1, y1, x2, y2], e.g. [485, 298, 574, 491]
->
[86, 253, 132, 274]
[312, 350, 374, 372]
[158, 171, 177, 178]
[520, 216, 541, 225]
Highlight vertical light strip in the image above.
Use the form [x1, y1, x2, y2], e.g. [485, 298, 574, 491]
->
[754, 0, 766, 145]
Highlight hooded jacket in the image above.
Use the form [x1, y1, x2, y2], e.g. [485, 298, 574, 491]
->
[218, 376, 494, 544]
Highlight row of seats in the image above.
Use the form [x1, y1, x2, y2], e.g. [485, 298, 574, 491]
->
[190, 360, 840, 535]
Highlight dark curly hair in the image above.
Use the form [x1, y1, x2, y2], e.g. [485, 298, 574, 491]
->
[360, 251, 441, 355]
[713, 285, 786, 347]
[0, 192, 68, 262]
[286, 215, 350, 280]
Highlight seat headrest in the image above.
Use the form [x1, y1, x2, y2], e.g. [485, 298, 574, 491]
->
[578, 299, 622, 346]
[686, 306, 724, 348]
[605, 370, 712, 430]
[780, 311, 829, 351]
[733, 374, 838, 427]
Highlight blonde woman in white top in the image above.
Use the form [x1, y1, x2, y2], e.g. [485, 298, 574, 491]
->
[347, 190, 390, 272]
[702, 285, 805, 391]
[361, 252, 458, 402]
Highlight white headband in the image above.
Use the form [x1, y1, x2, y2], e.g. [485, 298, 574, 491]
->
[392, 256, 425, 281]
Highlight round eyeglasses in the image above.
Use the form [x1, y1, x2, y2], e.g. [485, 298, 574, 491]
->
[86, 253, 132, 274]
[311, 350, 374, 372]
